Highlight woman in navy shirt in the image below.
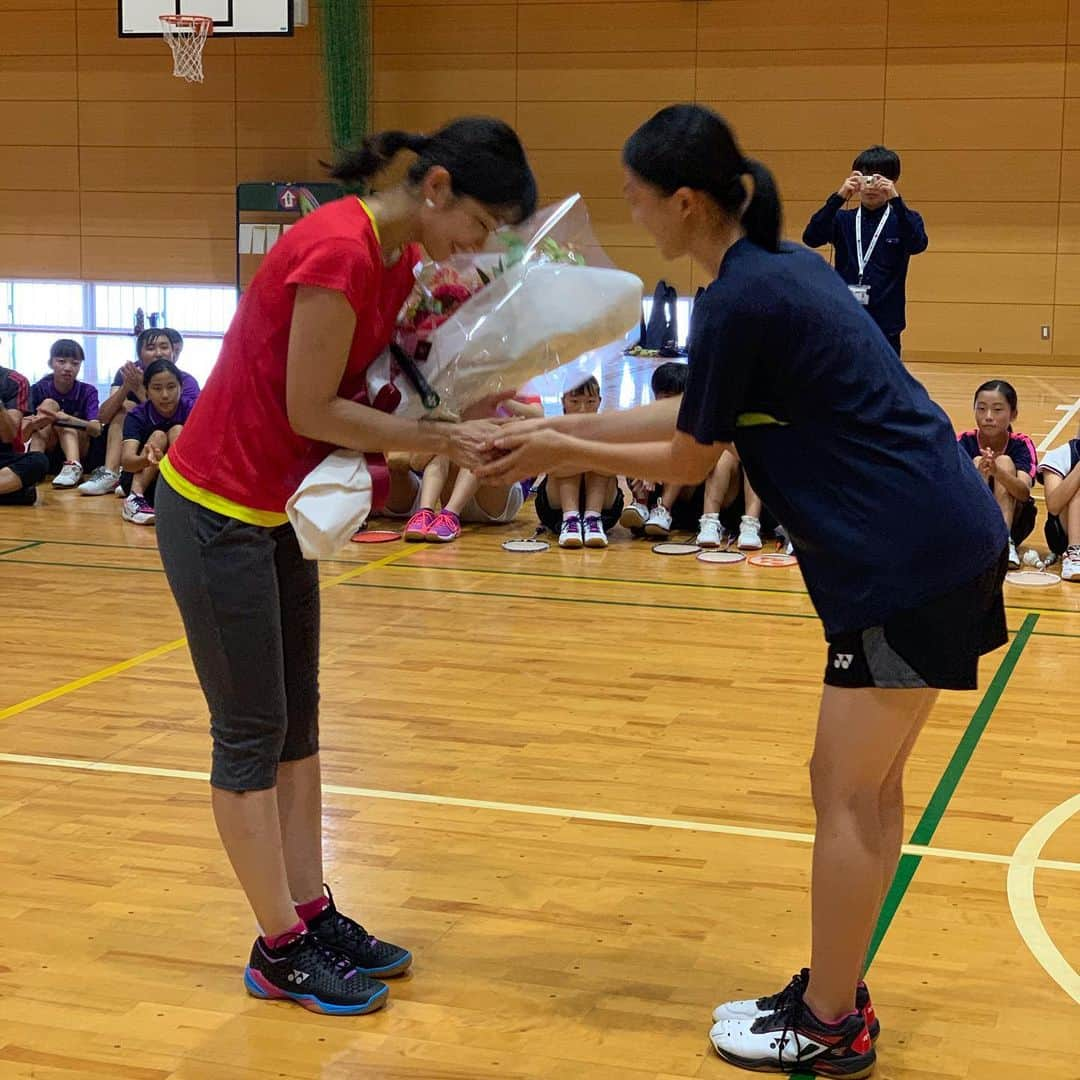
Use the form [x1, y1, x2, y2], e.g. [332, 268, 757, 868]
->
[482, 105, 1007, 1079]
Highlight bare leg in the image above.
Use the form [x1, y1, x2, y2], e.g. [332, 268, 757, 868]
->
[211, 785, 298, 936]
[743, 472, 764, 520]
[104, 418, 126, 473]
[0, 466, 22, 495]
[444, 466, 482, 516]
[1068, 489, 1080, 545]
[703, 450, 742, 514]
[57, 426, 82, 464]
[555, 474, 582, 515]
[583, 472, 614, 516]
[419, 455, 451, 510]
[276, 753, 324, 905]
[804, 685, 939, 1021]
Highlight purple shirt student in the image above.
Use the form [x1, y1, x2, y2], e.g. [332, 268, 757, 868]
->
[30, 375, 99, 421]
[122, 397, 195, 445]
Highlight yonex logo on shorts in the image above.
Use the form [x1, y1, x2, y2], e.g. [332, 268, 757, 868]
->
[833, 654, 854, 670]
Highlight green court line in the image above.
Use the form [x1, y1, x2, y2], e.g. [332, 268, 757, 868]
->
[0, 541, 42, 557]
[342, 578, 821, 621]
[2, 535, 1080, 617]
[863, 611, 1039, 969]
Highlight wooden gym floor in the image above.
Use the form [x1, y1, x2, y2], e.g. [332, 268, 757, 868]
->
[0, 361, 1078, 1079]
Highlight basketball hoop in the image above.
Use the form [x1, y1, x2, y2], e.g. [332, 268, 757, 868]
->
[160, 14, 213, 83]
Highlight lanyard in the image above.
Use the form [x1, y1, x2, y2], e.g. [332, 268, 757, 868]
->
[855, 204, 890, 283]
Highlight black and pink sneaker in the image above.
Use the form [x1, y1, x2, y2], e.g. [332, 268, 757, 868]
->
[243, 932, 388, 1015]
[305, 886, 413, 978]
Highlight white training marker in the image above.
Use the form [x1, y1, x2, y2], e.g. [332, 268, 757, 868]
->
[697, 550, 746, 565]
[652, 543, 702, 555]
[502, 538, 550, 552]
[1005, 570, 1059, 587]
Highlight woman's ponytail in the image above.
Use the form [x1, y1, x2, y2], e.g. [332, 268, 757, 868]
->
[624, 106, 785, 254]
[326, 130, 430, 185]
[740, 158, 782, 254]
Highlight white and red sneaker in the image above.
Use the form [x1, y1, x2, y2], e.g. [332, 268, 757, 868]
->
[712, 968, 880, 1043]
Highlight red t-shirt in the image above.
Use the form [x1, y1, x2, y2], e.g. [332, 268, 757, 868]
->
[163, 198, 420, 524]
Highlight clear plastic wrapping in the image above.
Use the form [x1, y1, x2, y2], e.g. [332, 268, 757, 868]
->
[366, 194, 643, 420]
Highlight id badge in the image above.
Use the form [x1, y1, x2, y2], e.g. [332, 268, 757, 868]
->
[849, 283, 870, 306]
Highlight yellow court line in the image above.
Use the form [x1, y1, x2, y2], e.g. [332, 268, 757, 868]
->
[1, 751, 1078, 877]
[0, 544, 417, 724]
[1006, 793, 1080, 1005]
[0, 638, 187, 722]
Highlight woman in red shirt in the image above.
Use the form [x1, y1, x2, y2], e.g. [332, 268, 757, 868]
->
[155, 117, 536, 1015]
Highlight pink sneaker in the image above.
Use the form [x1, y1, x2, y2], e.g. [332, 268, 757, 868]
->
[404, 507, 436, 541]
[427, 510, 461, 543]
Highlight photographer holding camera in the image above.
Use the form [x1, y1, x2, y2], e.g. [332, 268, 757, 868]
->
[803, 146, 928, 357]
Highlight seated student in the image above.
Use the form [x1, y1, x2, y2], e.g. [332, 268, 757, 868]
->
[533, 377, 623, 548]
[386, 394, 544, 542]
[696, 447, 774, 550]
[0, 364, 48, 506]
[79, 329, 199, 496]
[119, 359, 196, 526]
[1038, 422, 1080, 582]
[621, 362, 771, 548]
[22, 339, 101, 489]
[957, 379, 1036, 569]
[163, 327, 184, 361]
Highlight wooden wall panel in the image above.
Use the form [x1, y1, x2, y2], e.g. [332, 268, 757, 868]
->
[80, 192, 234, 239]
[1055, 255, 1080, 305]
[885, 99, 1064, 150]
[0, 235, 81, 278]
[886, 47, 1066, 99]
[907, 253, 1057, 305]
[0, 57, 77, 99]
[0, 9, 75, 53]
[517, 52, 693, 102]
[697, 1, 887, 51]
[4, 102, 78, 145]
[886, 1, 1067, 48]
[517, 2, 697, 53]
[2, 148, 79, 190]
[0, 0, 1075, 359]
[373, 4, 517, 54]
[904, 302, 1054, 355]
[81, 237, 235, 283]
[78, 102, 236, 148]
[697, 50, 885, 101]
[79, 147, 236, 193]
[0, 192, 80, 236]
[1053, 306, 1080, 354]
[376, 54, 517, 102]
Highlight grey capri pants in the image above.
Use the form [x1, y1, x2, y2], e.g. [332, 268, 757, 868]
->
[155, 474, 321, 791]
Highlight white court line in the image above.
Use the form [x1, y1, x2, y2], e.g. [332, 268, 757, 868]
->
[2, 751, 1078, 875]
[1006, 794, 1080, 1004]
[1038, 395, 1080, 453]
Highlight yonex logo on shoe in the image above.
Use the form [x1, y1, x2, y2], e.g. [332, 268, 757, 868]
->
[287, 970, 310, 984]
[833, 653, 854, 669]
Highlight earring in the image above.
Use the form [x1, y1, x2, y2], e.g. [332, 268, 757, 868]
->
[425, 198, 435, 208]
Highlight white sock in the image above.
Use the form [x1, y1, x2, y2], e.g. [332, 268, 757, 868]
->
[584, 511, 601, 522]
[562, 510, 579, 522]
[701, 512, 720, 522]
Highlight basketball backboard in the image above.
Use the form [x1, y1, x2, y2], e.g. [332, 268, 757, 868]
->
[119, 1, 293, 37]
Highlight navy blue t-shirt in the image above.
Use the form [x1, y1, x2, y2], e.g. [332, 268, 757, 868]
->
[678, 239, 1005, 637]
[802, 195, 927, 336]
[122, 398, 193, 446]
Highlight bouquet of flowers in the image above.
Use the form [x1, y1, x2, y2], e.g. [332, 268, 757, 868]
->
[366, 194, 643, 421]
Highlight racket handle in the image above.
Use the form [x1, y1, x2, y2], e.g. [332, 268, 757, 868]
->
[390, 344, 440, 412]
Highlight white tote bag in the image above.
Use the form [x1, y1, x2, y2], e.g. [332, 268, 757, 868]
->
[285, 449, 373, 560]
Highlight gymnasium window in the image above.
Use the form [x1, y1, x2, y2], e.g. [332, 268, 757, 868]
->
[0, 279, 237, 397]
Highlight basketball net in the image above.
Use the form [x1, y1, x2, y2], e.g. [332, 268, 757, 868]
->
[160, 15, 213, 83]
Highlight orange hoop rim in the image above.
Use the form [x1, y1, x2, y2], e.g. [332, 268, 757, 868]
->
[160, 13, 214, 34]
